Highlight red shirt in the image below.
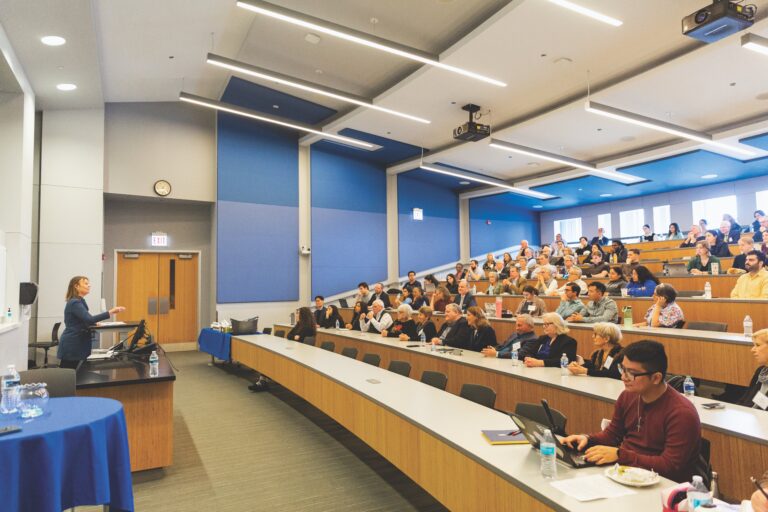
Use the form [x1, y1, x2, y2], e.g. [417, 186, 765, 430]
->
[588, 385, 701, 483]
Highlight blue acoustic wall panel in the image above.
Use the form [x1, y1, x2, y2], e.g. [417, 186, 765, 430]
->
[397, 174, 459, 274]
[469, 193, 540, 256]
[311, 148, 387, 297]
[217, 112, 299, 302]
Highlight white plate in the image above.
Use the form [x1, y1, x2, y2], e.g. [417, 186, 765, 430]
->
[604, 465, 660, 487]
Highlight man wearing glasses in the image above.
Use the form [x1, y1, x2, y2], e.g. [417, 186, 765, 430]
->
[562, 341, 702, 483]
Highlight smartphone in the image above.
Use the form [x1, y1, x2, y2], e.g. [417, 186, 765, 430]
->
[701, 402, 725, 410]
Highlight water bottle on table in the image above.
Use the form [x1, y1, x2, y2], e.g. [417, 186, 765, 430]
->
[686, 475, 712, 510]
[540, 429, 557, 479]
[704, 282, 711, 299]
[683, 375, 695, 398]
[560, 353, 569, 375]
[744, 315, 753, 337]
[419, 331, 426, 348]
[149, 350, 160, 378]
[335, 320, 340, 330]
[1, 365, 21, 415]
[511, 348, 519, 366]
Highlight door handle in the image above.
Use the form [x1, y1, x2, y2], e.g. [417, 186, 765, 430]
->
[148, 297, 157, 315]
[159, 297, 170, 314]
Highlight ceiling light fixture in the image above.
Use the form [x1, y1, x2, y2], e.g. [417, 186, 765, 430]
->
[419, 163, 556, 200]
[547, 0, 622, 26]
[207, 53, 430, 124]
[459, 181, 470, 185]
[533, 205, 543, 209]
[701, 174, 718, 179]
[41, 35, 66, 46]
[600, 193, 613, 197]
[585, 101, 758, 158]
[742, 33, 768, 56]
[236, 0, 506, 87]
[56, 83, 77, 91]
[179, 92, 374, 149]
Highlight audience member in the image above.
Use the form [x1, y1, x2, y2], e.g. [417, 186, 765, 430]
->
[626, 266, 659, 298]
[622, 248, 641, 278]
[486, 271, 504, 295]
[529, 254, 552, 279]
[567, 322, 623, 379]
[732, 237, 755, 271]
[605, 266, 628, 297]
[556, 283, 587, 319]
[481, 314, 537, 359]
[287, 307, 317, 342]
[575, 236, 591, 258]
[515, 285, 547, 317]
[591, 243, 606, 262]
[758, 216, 768, 247]
[680, 225, 703, 247]
[666, 222, 683, 240]
[719, 219, 739, 244]
[687, 240, 721, 275]
[454, 262, 468, 281]
[535, 266, 559, 296]
[411, 286, 427, 309]
[367, 282, 391, 308]
[430, 286, 452, 313]
[466, 259, 484, 282]
[394, 286, 412, 307]
[381, 304, 417, 340]
[738, 329, 768, 409]
[454, 280, 477, 312]
[705, 230, 731, 258]
[313, 295, 325, 325]
[731, 250, 768, 299]
[610, 240, 628, 263]
[699, 218, 708, 234]
[360, 299, 393, 334]
[501, 252, 514, 270]
[482, 253, 497, 272]
[552, 239, 566, 260]
[516, 240, 530, 259]
[320, 305, 345, 329]
[563, 341, 702, 483]
[635, 283, 684, 328]
[556, 267, 587, 296]
[584, 251, 610, 278]
[591, 228, 610, 246]
[404, 306, 437, 342]
[355, 282, 372, 305]
[522, 313, 577, 367]
[516, 255, 531, 279]
[346, 301, 368, 330]
[423, 274, 440, 294]
[559, 254, 577, 278]
[523, 247, 536, 265]
[753, 210, 766, 234]
[640, 224, 654, 242]
[466, 306, 496, 352]
[566, 282, 618, 323]
[431, 303, 471, 349]
[723, 214, 742, 241]
[494, 260, 509, 280]
[503, 266, 527, 295]
[445, 273, 459, 294]
[403, 271, 422, 294]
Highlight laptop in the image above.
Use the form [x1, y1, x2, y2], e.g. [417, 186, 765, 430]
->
[339, 298, 349, 308]
[509, 413, 595, 469]
[666, 263, 689, 277]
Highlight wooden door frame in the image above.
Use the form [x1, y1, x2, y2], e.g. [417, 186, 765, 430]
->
[113, 249, 202, 347]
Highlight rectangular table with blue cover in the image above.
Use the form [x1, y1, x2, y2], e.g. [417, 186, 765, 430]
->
[198, 328, 233, 360]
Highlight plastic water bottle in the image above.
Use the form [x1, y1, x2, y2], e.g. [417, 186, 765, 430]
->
[686, 475, 712, 511]
[419, 331, 426, 347]
[704, 282, 711, 299]
[744, 315, 753, 337]
[511, 348, 519, 366]
[1, 365, 20, 414]
[683, 376, 695, 398]
[149, 351, 159, 378]
[540, 429, 557, 479]
[560, 353, 569, 375]
[472, 285, 477, 295]
[335, 320, 340, 330]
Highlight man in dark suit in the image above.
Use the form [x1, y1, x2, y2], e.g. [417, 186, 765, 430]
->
[590, 227, 610, 246]
[454, 280, 477, 312]
[481, 314, 537, 359]
[431, 303, 471, 349]
[313, 296, 325, 325]
[367, 283, 391, 308]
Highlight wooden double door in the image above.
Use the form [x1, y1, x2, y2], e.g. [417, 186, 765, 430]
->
[116, 252, 198, 344]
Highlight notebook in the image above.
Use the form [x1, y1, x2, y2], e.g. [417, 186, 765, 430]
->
[481, 429, 528, 445]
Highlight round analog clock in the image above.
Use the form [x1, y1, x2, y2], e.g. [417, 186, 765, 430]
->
[153, 180, 172, 197]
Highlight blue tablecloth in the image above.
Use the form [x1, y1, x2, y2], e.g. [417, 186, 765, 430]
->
[198, 328, 232, 360]
[0, 397, 134, 512]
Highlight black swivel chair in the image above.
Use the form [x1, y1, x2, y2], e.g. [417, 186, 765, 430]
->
[274, 329, 286, 338]
[362, 353, 381, 367]
[460, 383, 496, 409]
[303, 336, 317, 347]
[341, 347, 358, 359]
[20, 368, 76, 397]
[514, 402, 567, 435]
[29, 322, 61, 369]
[686, 321, 728, 332]
[420, 371, 447, 390]
[387, 360, 411, 377]
[320, 341, 335, 352]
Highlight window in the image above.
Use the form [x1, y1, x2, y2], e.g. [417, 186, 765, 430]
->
[652, 205, 671, 236]
[691, 195, 737, 232]
[597, 213, 612, 239]
[553, 217, 582, 244]
[619, 209, 645, 239]
[757, 190, 768, 212]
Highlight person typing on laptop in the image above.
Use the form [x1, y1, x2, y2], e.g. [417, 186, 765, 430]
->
[562, 341, 702, 483]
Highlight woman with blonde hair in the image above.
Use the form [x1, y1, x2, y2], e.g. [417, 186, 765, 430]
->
[522, 312, 577, 367]
[738, 329, 768, 408]
[567, 322, 623, 379]
[466, 306, 496, 352]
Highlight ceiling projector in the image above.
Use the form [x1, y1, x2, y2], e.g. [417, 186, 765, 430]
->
[453, 104, 491, 142]
[682, 0, 754, 43]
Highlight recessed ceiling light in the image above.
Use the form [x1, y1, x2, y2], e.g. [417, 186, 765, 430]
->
[547, 0, 622, 26]
[533, 205, 543, 209]
[41, 35, 66, 46]
[305, 33, 321, 44]
[459, 181, 470, 185]
[701, 174, 718, 179]
[272, 104, 279, 109]
[742, 33, 768, 56]
[56, 83, 77, 91]
[600, 193, 613, 197]
[577, 188, 583, 191]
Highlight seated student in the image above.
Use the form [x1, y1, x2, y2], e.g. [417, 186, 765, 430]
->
[755, 215, 768, 243]
[699, 218, 709, 235]
[584, 251, 610, 278]
[567, 282, 619, 324]
[503, 266, 527, 295]
[721, 215, 741, 244]
[423, 274, 440, 294]
[313, 295, 325, 326]
[687, 240, 722, 275]
[346, 301, 368, 330]
[590, 243, 606, 262]
[622, 248, 641, 279]
[403, 271, 422, 294]
[494, 260, 509, 280]
[559, 254, 577, 278]
[392, 286, 412, 308]
[515, 285, 547, 317]
[501, 251, 514, 270]
[535, 266, 559, 296]
[590, 228, 609, 247]
[562, 341, 702, 483]
[556, 283, 586, 319]
[360, 299, 393, 334]
[454, 262, 468, 281]
[634, 283, 684, 328]
[521, 313, 577, 367]
[367, 282, 391, 308]
[454, 280, 477, 312]
[482, 252, 497, 272]
[666, 222, 683, 240]
[626, 265, 659, 297]
[431, 303, 471, 349]
[445, 273, 459, 294]
[354, 282, 373, 305]
[754, 210, 766, 234]
[732, 237, 755, 271]
[605, 266, 628, 297]
[575, 236, 591, 258]
[466, 306, 497, 352]
[516, 239, 530, 259]
[465, 259, 484, 282]
[731, 250, 768, 299]
[610, 240, 628, 263]
[705, 230, 731, 258]
[738, 329, 768, 409]
[402, 305, 437, 342]
[555, 267, 587, 296]
[287, 307, 317, 342]
[680, 225, 703, 247]
[529, 254, 551, 279]
[567, 322, 623, 379]
[486, 271, 505, 295]
[320, 305, 345, 328]
[381, 304, 417, 340]
[410, 286, 427, 309]
[640, 224, 655, 242]
[550, 240, 567, 266]
[430, 286, 453, 313]
[481, 314, 537, 359]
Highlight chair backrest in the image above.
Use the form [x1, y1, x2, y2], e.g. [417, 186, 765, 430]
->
[303, 336, 316, 347]
[51, 322, 62, 344]
[341, 347, 358, 359]
[362, 353, 381, 367]
[676, 290, 704, 298]
[666, 375, 685, 393]
[274, 329, 286, 338]
[514, 402, 567, 434]
[387, 360, 411, 377]
[673, 319, 686, 329]
[262, 327, 272, 335]
[459, 383, 496, 409]
[686, 321, 728, 332]
[20, 368, 76, 397]
[320, 341, 335, 352]
[420, 370, 447, 390]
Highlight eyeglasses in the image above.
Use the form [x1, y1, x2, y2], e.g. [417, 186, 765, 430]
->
[752, 472, 768, 502]
[617, 364, 655, 381]
[542, 322, 553, 327]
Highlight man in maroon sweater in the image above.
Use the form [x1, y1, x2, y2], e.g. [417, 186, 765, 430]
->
[563, 340, 702, 483]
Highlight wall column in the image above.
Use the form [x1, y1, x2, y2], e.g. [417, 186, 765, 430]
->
[459, 197, 470, 261]
[386, 173, 399, 283]
[298, 144, 311, 304]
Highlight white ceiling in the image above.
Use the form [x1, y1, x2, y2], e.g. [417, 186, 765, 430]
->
[1, 0, 768, 189]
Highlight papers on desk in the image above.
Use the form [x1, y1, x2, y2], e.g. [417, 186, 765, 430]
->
[97, 321, 126, 326]
[550, 475, 636, 501]
[481, 429, 528, 445]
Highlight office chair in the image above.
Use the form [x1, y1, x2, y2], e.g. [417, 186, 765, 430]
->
[514, 402, 567, 435]
[320, 341, 335, 352]
[303, 336, 316, 347]
[460, 383, 496, 409]
[686, 321, 728, 332]
[341, 347, 358, 359]
[29, 322, 61, 369]
[20, 368, 76, 397]
[262, 327, 272, 335]
[676, 290, 704, 298]
[362, 353, 381, 367]
[420, 371, 447, 390]
[274, 329, 286, 338]
[387, 360, 411, 377]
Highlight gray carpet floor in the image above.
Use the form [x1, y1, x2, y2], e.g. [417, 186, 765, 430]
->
[86, 350, 447, 512]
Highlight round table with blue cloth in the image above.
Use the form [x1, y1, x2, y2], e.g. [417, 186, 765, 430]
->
[0, 396, 134, 512]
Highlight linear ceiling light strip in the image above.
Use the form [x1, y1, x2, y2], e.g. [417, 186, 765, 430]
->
[207, 54, 430, 124]
[742, 33, 768, 56]
[179, 92, 374, 148]
[548, 0, 623, 27]
[236, 0, 506, 87]
[419, 164, 555, 199]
